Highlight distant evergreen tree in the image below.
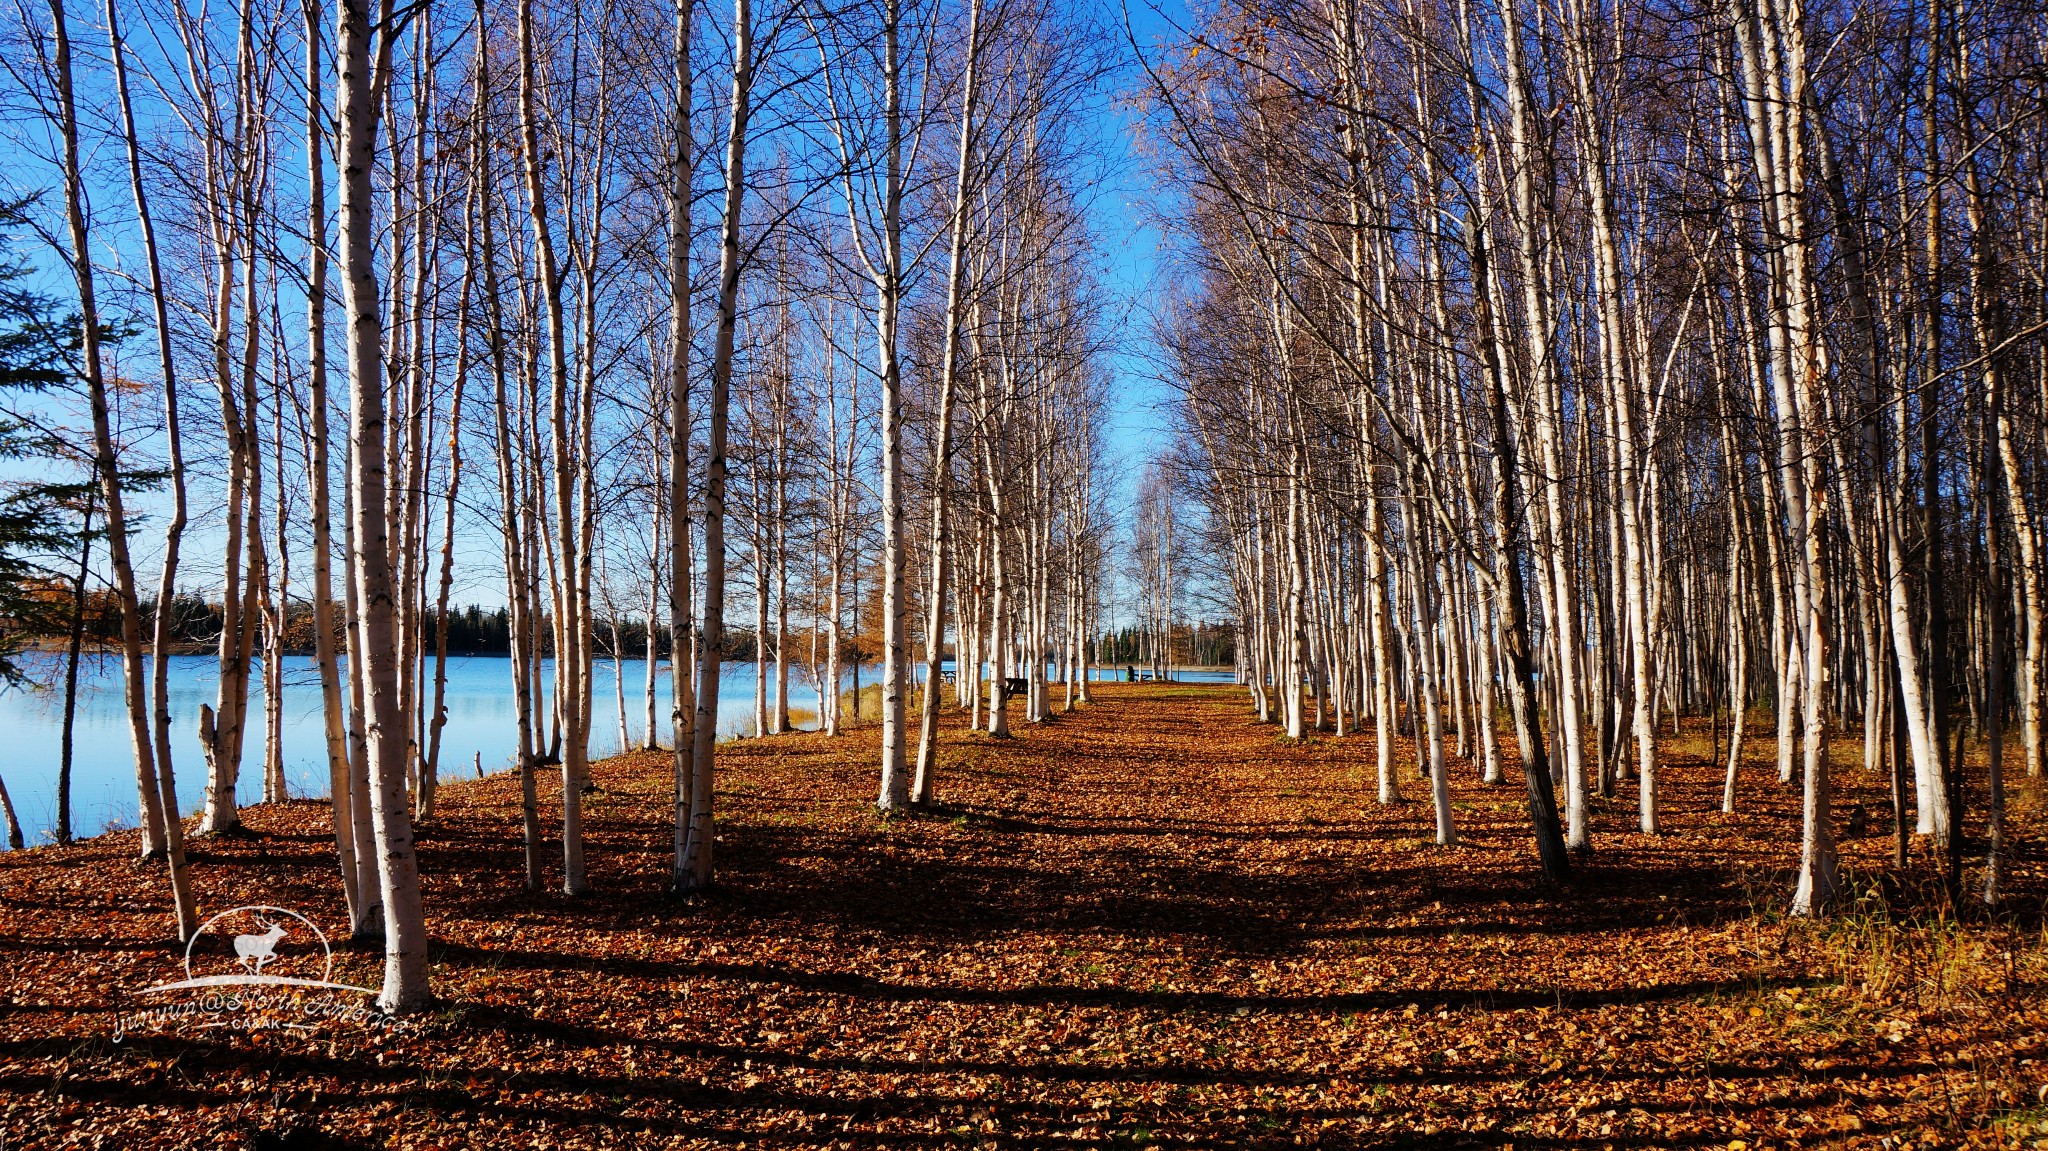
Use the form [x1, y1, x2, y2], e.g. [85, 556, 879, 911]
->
[0, 201, 84, 685]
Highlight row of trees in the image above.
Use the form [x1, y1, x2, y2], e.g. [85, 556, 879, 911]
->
[3, 0, 1119, 1010]
[1149, 0, 2045, 907]
[5, 594, 523, 656]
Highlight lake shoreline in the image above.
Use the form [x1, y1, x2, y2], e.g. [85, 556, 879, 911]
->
[0, 655, 884, 850]
[0, 657, 1219, 849]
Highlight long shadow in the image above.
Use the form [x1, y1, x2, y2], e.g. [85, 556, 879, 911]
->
[12, 1016, 1932, 1150]
[381, 761, 1767, 969]
[14, 1015, 1937, 1151]
[428, 939, 1826, 1015]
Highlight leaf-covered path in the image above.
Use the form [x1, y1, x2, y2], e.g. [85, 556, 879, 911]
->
[1, 684, 2041, 1147]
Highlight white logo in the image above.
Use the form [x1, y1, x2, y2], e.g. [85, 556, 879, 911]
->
[114, 904, 386, 1041]
[139, 905, 372, 996]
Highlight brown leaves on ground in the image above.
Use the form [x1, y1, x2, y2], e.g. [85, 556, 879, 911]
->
[1, 683, 2044, 1149]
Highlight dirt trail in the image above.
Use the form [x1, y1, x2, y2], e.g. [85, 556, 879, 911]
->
[0, 683, 2037, 1147]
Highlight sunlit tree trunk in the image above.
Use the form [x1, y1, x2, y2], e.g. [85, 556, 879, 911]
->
[910, 0, 982, 796]
[666, 0, 698, 877]
[337, 0, 430, 1009]
[55, 0, 195, 936]
[107, 0, 195, 929]
[678, 0, 754, 889]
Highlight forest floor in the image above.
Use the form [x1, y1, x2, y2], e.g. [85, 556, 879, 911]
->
[2, 683, 2045, 1149]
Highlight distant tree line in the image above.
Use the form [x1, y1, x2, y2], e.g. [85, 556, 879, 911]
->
[1098, 623, 1236, 669]
[11, 592, 513, 656]
[10, 589, 842, 665]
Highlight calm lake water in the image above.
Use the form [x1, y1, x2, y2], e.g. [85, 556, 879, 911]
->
[0, 654, 871, 848]
[0, 656, 1233, 848]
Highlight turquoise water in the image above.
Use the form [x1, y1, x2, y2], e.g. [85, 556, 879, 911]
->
[0, 654, 862, 847]
[0, 655, 1229, 847]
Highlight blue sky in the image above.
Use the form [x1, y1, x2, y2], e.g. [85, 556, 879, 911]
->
[1083, 0, 1190, 569]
